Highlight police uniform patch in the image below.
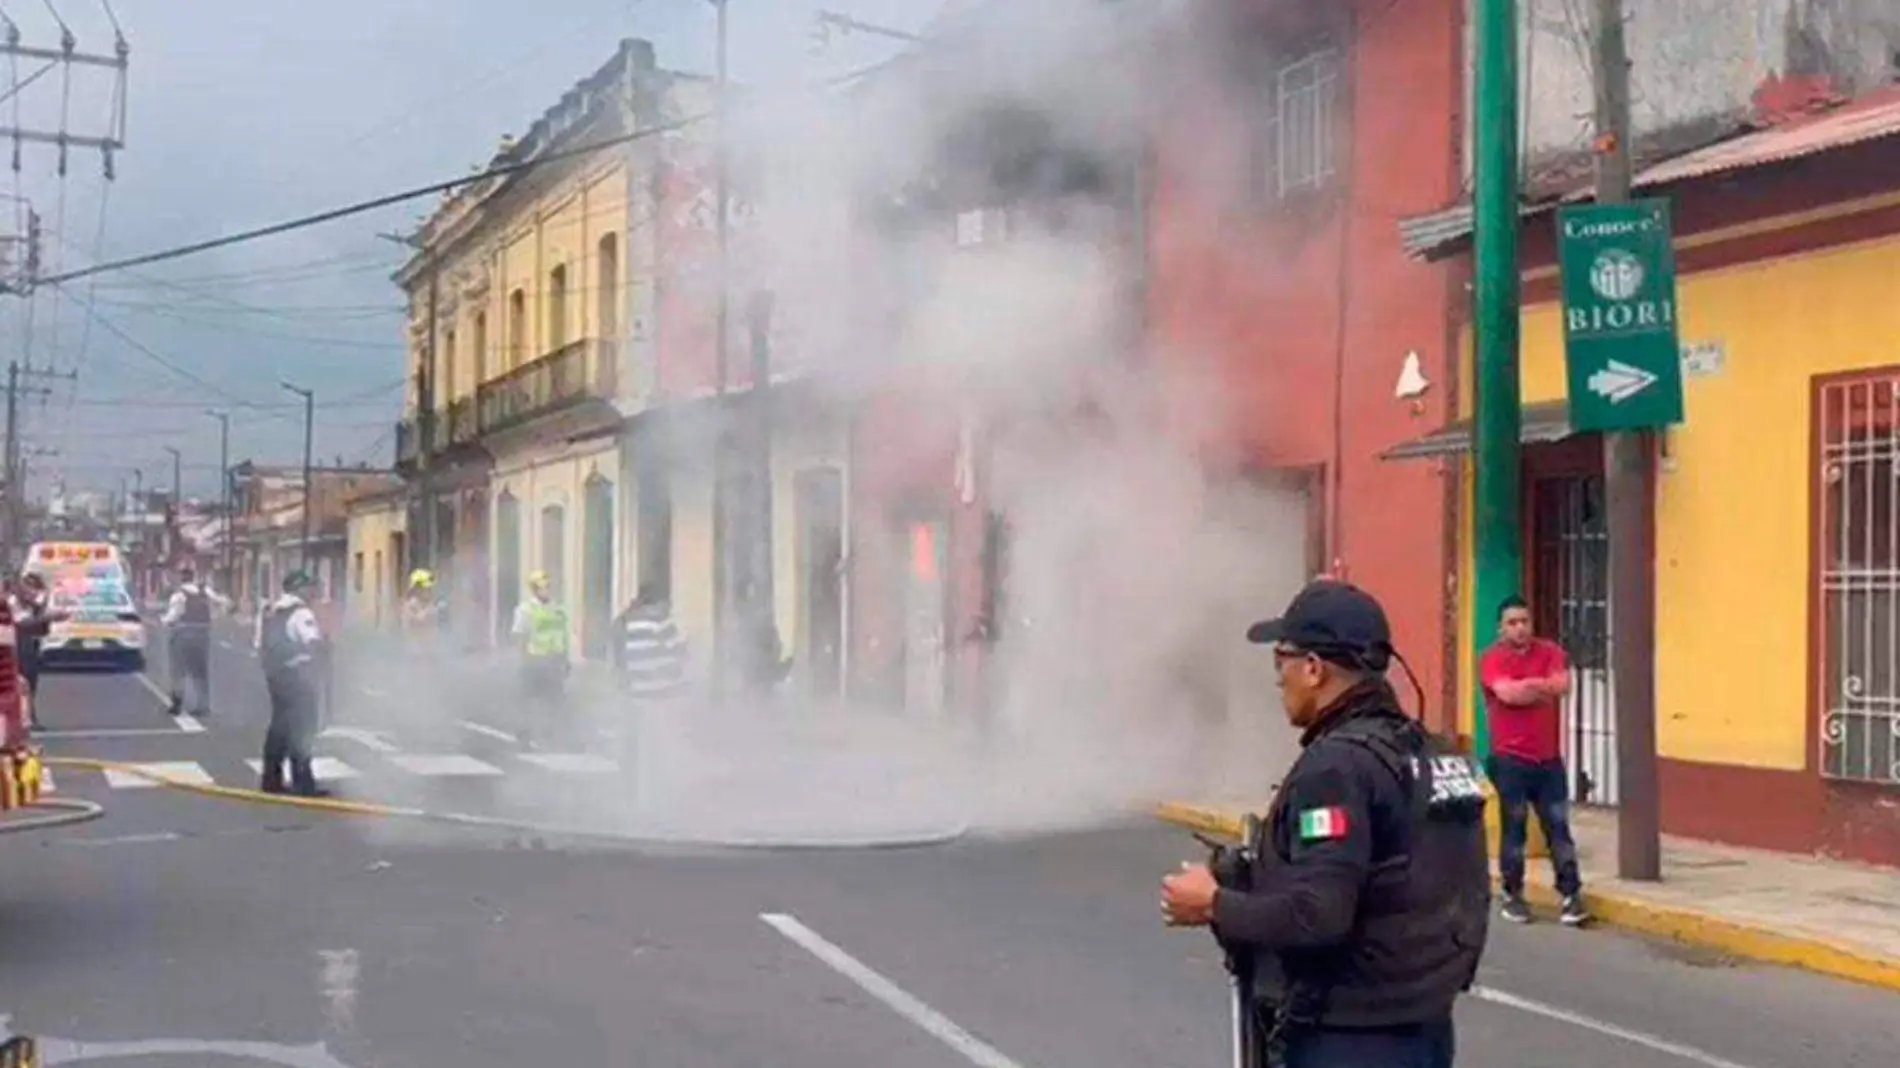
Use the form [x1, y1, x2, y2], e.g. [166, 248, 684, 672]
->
[1297, 806, 1351, 841]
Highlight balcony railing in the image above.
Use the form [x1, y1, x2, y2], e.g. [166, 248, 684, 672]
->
[477, 338, 619, 436]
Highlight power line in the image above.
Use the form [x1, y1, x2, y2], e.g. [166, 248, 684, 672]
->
[32, 109, 712, 290]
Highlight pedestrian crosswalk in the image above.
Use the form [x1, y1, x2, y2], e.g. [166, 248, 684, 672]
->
[47, 747, 628, 794]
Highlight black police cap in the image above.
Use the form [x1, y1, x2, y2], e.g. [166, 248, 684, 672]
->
[1246, 579, 1394, 671]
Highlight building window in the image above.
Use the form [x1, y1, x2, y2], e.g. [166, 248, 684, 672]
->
[540, 503, 567, 603]
[494, 491, 521, 644]
[353, 551, 364, 594]
[598, 234, 620, 341]
[548, 264, 568, 351]
[473, 311, 489, 383]
[1260, 47, 1340, 200]
[508, 288, 527, 368]
[442, 328, 457, 402]
[582, 475, 615, 660]
[1815, 373, 1900, 786]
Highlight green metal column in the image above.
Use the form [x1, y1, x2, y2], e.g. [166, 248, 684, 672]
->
[1470, 0, 1523, 760]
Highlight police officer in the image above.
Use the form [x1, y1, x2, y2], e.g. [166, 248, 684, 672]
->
[254, 570, 327, 797]
[1160, 580, 1490, 1068]
[161, 566, 229, 718]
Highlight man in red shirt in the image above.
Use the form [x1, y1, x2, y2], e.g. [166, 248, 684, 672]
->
[1481, 595, 1588, 926]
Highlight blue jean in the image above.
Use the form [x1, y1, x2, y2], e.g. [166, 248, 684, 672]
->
[1281, 1016, 1455, 1068]
[1494, 755, 1583, 898]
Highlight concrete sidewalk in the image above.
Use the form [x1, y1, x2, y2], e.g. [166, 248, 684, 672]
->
[1155, 800, 1900, 993]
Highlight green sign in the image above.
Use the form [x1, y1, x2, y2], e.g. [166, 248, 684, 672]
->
[1556, 199, 1685, 433]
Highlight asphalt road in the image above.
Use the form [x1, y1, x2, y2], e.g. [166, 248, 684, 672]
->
[1, 628, 1896, 1066]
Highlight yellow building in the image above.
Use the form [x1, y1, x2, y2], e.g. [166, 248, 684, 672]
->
[394, 39, 696, 660]
[344, 489, 406, 633]
[1399, 96, 1900, 866]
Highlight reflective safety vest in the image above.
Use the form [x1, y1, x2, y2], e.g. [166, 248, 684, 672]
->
[524, 600, 570, 658]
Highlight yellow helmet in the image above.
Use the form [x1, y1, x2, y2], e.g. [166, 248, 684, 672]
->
[527, 570, 550, 590]
[409, 569, 435, 590]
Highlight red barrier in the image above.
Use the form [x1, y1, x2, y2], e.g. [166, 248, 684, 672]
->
[0, 595, 22, 753]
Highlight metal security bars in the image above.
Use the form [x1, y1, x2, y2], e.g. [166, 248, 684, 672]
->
[1533, 475, 1618, 806]
[1816, 375, 1900, 785]
[1261, 48, 1339, 200]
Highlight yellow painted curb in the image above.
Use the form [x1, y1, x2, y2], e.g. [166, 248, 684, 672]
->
[1514, 881, 1900, 994]
[1155, 800, 1900, 994]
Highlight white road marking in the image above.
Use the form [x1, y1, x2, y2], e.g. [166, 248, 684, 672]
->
[246, 757, 360, 782]
[1472, 986, 1760, 1068]
[319, 726, 399, 754]
[35, 727, 189, 739]
[519, 752, 619, 774]
[69, 831, 185, 847]
[40, 767, 54, 793]
[761, 913, 1028, 1068]
[318, 948, 360, 1035]
[388, 753, 504, 778]
[457, 719, 519, 744]
[101, 761, 216, 790]
[134, 673, 206, 732]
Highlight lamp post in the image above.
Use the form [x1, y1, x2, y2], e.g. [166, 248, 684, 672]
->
[163, 444, 182, 568]
[207, 410, 230, 592]
[281, 382, 315, 576]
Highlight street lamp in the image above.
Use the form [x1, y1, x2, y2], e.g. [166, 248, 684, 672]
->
[163, 445, 182, 568]
[281, 382, 315, 576]
[206, 410, 230, 592]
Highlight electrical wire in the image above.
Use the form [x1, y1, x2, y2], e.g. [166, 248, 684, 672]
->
[57, 283, 295, 417]
[34, 110, 712, 289]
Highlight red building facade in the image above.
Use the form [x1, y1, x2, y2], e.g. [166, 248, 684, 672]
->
[1145, 0, 1467, 728]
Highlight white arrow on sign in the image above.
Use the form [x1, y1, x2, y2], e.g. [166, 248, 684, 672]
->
[1587, 359, 1658, 404]
[319, 726, 399, 754]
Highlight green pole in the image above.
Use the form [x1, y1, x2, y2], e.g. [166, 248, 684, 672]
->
[1471, 0, 1523, 761]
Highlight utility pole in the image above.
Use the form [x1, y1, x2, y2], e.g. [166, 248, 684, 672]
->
[0, 12, 129, 181]
[282, 382, 316, 577]
[710, 0, 733, 693]
[207, 410, 231, 592]
[1589, 0, 1661, 881]
[1470, 0, 1523, 761]
[1, 361, 71, 567]
[163, 444, 182, 568]
[742, 289, 779, 687]
[382, 231, 436, 576]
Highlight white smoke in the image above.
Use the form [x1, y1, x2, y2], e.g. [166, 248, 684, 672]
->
[341, 0, 1317, 848]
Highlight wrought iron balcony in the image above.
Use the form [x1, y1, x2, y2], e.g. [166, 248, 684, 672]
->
[477, 338, 619, 436]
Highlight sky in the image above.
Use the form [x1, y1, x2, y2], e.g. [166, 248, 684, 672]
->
[2, 0, 943, 500]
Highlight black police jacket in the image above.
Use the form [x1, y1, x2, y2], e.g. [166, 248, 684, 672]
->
[1211, 679, 1491, 1028]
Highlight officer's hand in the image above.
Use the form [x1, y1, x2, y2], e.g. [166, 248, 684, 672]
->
[1160, 863, 1219, 928]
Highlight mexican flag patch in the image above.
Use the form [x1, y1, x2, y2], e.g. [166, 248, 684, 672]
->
[1298, 806, 1351, 842]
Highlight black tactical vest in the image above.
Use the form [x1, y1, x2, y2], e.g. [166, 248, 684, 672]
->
[1252, 713, 1491, 1029]
[180, 588, 212, 626]
[259, 606, 305, 679]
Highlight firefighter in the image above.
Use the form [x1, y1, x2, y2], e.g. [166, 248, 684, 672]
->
[254, 570, 327, 797]
[403, 569, 443, 634]
[509, 570, 570, 748]
[11, 573, 66, 731]
[161, 565, 230, 718]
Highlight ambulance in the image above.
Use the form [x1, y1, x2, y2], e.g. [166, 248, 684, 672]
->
[22, 541, 145, 671]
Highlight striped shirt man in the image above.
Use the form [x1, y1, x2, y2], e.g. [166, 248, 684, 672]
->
[614, 600, 688, 700]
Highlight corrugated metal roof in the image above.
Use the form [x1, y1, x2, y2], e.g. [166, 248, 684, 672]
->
[1380, 401, 1574, 461]
[1399, 87, 1900, 260]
